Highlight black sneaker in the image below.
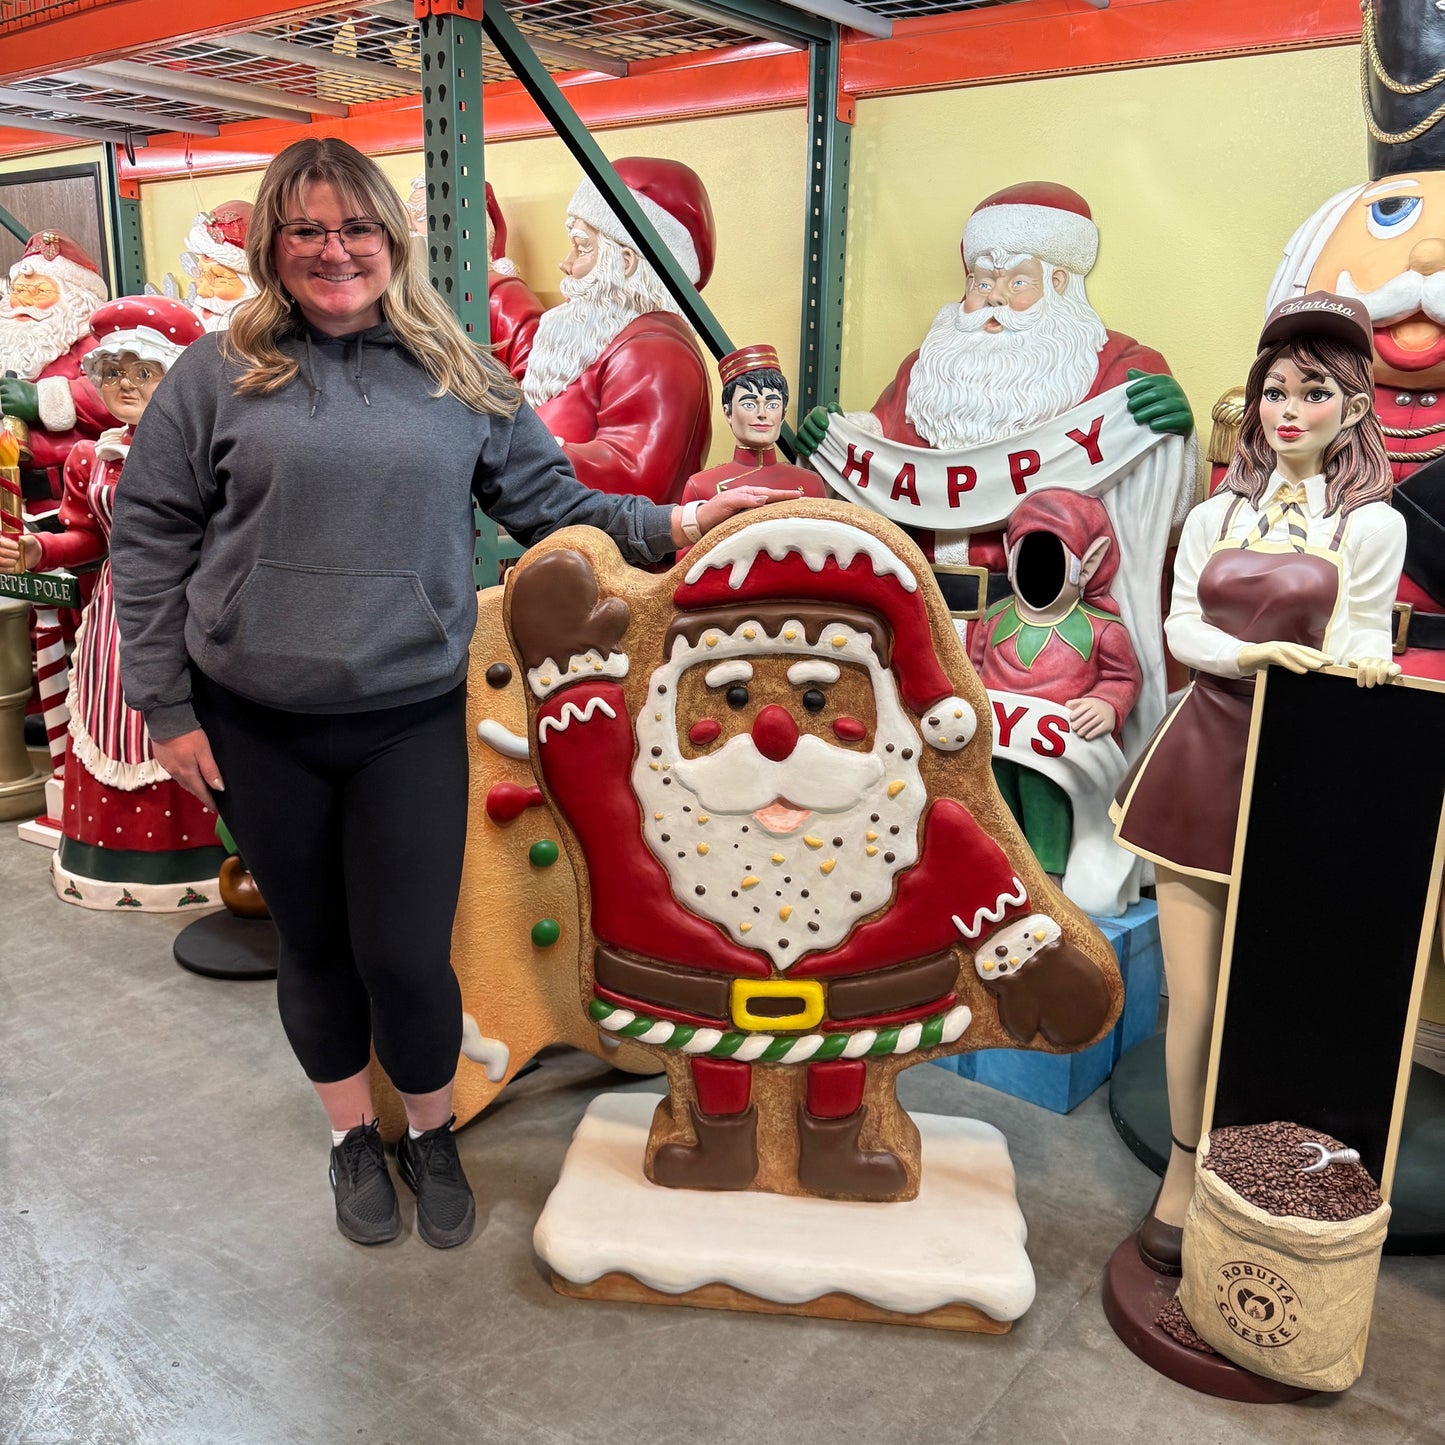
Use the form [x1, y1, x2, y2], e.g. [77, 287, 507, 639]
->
[328, 1121, 401, 1245]
[396, 1116, 475, 1249]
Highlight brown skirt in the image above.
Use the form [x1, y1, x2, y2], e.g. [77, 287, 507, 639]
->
[1112, 672, 1254, 882]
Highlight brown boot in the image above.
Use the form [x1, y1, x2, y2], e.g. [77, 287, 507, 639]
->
[651, 1101, 759, 1190]
[795, 1105, 907, 1201]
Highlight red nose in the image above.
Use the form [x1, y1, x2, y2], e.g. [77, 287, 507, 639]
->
[751, 704, 799, 762]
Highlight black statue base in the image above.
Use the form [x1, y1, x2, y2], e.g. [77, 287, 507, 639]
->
[174, 910, 279, 981]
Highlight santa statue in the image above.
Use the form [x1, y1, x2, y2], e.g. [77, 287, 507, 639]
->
[506, 503, 1120, 1200]
[680, 344, 827, 520]
[1247, 0, 1445, 679]
[970, 489, 1141, 915]
[521, 157, 714, 505]
[180, 202, 257, 333]
[0, 231, 111, 784]
[796, 183, 1195, 805]
[0, 231, 110, 512]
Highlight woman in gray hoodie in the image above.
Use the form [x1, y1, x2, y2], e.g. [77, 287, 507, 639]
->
[110, 138, 792, 1250]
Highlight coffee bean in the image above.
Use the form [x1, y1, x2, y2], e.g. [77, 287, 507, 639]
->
[1204, 1121, 1381, 1221]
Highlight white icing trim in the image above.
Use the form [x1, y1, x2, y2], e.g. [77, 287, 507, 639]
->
[704, 660, 754, 688]
[951, 876, 1028, 941]
[786, 660, 840, 686]
[475, 718, 529, 759]
[683, 516, 918, 593]
[973, 912, 1063, 981]
[460, 1013, 511, 1081]
[527, 648, 629, 700]
[538, 695, 617, 741]
[35, 375, 76, 433]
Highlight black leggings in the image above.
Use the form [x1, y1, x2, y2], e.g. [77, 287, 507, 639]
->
[193, 673, 467, 1095]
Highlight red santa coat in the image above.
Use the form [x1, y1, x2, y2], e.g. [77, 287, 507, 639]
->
[488, 273, 543, 382]
[870, 328, 1171, 574]
[534, 680, 1030, 1017]
[534, 312, 710, 505]
[23, 336, 110, 500]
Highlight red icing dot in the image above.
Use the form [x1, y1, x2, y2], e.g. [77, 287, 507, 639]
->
[832, 716, 866, 742]
[688, 718, 721, 746]
[485, 781, 544, 824]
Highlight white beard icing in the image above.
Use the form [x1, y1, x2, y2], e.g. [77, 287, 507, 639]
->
[522, 232, 683, 408]
[630, 621, 929, 970]
[904, 272, 1108, 449]
[0, 288, 97, 380]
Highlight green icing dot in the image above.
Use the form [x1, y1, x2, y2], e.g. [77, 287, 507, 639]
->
[528, 839, 559, 868]
[530, 918, 561, 948]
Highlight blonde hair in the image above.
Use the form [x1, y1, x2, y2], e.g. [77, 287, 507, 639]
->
[223, 138, 520, 417]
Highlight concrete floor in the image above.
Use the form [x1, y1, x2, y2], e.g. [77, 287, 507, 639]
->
[2, 827, 1442, 1445]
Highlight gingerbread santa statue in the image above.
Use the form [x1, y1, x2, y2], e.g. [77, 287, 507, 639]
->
[505, 503, 1120, 1204]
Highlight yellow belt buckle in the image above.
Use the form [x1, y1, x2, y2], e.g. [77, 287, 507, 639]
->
[1393, 600, 1413, 655]
[932, 561, 991, 622]
[730, 978, 826, 1031]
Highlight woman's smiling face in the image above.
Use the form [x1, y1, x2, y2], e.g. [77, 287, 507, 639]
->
[273, 180, 392, 336]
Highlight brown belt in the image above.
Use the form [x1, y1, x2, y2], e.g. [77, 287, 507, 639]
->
[594, 945, 959, 1025]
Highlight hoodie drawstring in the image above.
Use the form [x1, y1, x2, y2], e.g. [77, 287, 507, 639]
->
[354, 333, 371, 407]
[303, 330, 322, 419]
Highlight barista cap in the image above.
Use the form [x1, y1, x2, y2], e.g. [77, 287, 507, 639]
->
[1258, 291, 1373, 358]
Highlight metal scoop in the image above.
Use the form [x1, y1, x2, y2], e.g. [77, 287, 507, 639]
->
[1298, 1141, 1360, 1174]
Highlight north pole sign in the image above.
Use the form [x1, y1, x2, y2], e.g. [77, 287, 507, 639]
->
[0, 570, 79, 606]
[812, 384, 1171, 530]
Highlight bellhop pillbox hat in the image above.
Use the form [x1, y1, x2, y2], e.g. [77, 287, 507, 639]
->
[1258, 291, 1373, 358]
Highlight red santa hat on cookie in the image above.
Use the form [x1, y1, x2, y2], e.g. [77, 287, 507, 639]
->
[565, 157, 716, 290]
[181, 202, 253, 277]
[670, 515, 977, 752]
[10, 230, 109, 304]
[961, 182, 1098, 276]
[80, 297, 205, 384]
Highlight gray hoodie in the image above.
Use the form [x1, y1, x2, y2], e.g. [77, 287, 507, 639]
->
[110, 321, 677, 740]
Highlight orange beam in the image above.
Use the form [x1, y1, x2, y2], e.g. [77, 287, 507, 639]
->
[0, 0, 343, 84]
[842, 0, 1363, 98]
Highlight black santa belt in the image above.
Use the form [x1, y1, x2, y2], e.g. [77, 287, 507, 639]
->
[931, 564, 1013, 621]
[19, 464, 59, 502]
[594, 945, 959, 1030]
[1392, 451, 1445, 648]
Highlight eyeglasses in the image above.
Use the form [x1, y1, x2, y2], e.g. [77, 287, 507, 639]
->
[98, 362, 164, 388]
[276, 221, 387, 257]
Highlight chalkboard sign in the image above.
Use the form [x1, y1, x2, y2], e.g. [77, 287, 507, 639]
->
[1204, 666, 1445, 1191]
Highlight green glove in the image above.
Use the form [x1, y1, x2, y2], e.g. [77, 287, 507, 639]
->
[1125, 369, 1193, 437]
[0, 377, 40, 426]
[795, 403, 841, 459]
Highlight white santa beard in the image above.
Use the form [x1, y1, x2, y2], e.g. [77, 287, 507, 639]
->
[630, 653, 928, 971]
[522, 236, 683, 407]
[195, 289, 252, 331]
[0, 289, 96, 380]
[904, 277, 1108, 449]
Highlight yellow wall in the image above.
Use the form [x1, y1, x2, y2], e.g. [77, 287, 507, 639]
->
[136, 44, 1363, 460]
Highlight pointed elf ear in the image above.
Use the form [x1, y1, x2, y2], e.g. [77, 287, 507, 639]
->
[1078, 535, 1111, 589]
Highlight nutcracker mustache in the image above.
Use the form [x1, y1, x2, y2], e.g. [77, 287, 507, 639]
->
[671, 733, 885, 818]
[1335, 267, 1445, 326]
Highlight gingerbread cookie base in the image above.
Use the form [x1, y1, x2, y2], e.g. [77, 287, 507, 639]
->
[534, 1092, 1034, 1331]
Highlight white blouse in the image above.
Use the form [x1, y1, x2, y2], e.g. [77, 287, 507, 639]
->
[1165, 471, 1405, 679]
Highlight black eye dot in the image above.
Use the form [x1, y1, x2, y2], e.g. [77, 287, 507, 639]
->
[802, 689, 826, 714]
[726, 685, 750, 709]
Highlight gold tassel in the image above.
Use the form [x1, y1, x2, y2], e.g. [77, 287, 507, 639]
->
[1207, 386, 1247, 466]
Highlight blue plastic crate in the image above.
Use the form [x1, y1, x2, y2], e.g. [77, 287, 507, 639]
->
[934, 898, 1162, 1114]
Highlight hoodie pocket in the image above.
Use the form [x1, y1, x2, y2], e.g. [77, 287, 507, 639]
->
[202, 560, 455, 707]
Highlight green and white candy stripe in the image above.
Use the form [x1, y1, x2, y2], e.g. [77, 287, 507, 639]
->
[588, 999, 971, 1063]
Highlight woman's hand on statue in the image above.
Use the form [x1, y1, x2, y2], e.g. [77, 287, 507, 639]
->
[1349, 656, 1402, 688]
[151, 728, 225, 812]
[1065, 695, 1117, 741]
[697, 486, 805, 532]
[1236, 641, 1333, 676]
[795, 404, 841, 458]
[0, 532, 39, 573]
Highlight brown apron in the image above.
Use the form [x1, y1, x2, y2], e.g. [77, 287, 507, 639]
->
[1114, 508, 1343, 881]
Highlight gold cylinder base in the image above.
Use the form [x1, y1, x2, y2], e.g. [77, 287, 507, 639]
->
[0, 596, 47, 820]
